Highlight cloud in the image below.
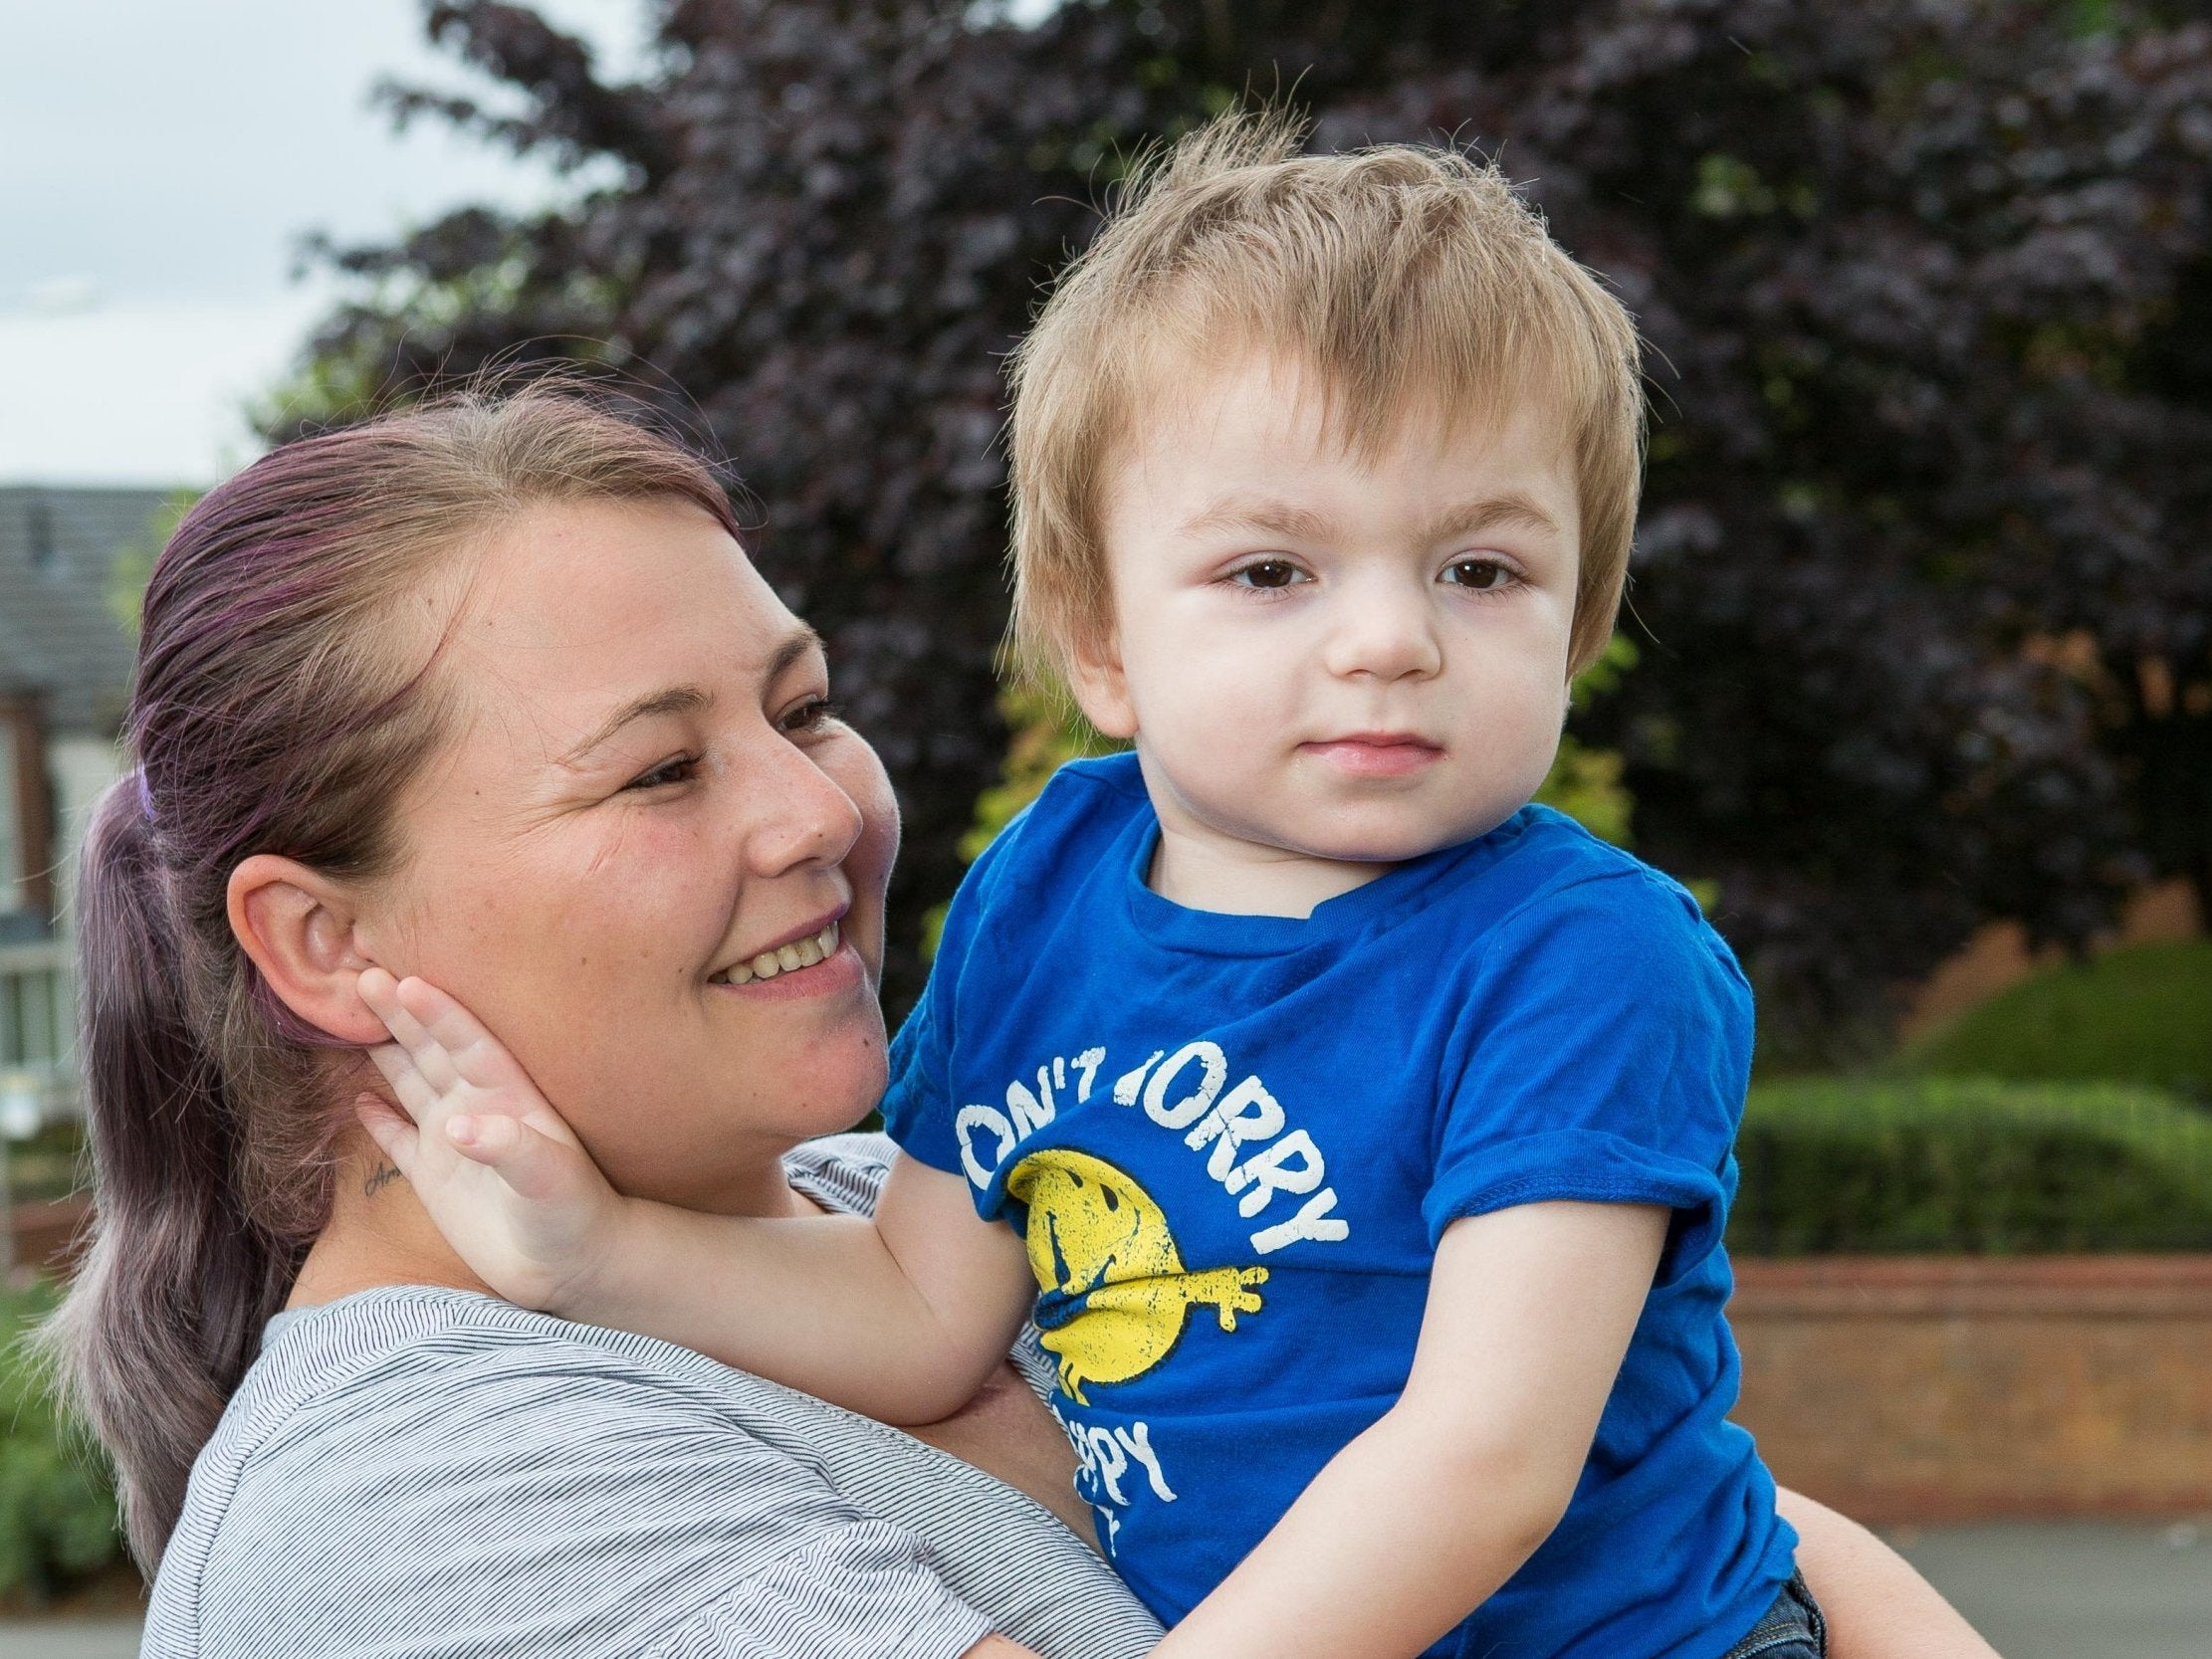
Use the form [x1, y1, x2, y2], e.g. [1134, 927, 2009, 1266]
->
[0, 291, 332, 485]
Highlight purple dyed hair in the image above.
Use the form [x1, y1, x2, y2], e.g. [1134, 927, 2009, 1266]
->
[44, 384, 738, 1569]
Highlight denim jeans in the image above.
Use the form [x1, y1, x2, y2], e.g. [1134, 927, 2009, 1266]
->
[1719, 1572, 1828, 1659]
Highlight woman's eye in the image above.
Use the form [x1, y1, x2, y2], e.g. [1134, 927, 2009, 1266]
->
[1229, 559, 1307, 591]
[1443, 558, 1513, 591]
[780, 697, 842, 734]
[626, 755, 700, 791]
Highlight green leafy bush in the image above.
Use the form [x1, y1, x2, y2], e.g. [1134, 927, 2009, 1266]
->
[0, 1283, 121, 1604]
[1906, 939, 2212, 1103]
[1730, 1078, 2212, 1255]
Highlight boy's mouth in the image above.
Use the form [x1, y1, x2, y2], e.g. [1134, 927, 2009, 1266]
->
[1300, 732, 1444, 778]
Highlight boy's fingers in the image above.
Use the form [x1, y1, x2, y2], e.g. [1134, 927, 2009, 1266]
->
[446, 1114, 575, 1204]
[354, 1092, 420, 1171]
[366, 1042, 442, 1126]
[395, 976, 525, 1091]
[356, 965, 396, 1013]
[370, 992, 463, 1097]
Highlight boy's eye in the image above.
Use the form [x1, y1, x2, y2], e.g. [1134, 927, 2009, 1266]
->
[626, 754, 700, 791]
[1443, 557, 1513, 591]
[1229, 559, 1308, 590]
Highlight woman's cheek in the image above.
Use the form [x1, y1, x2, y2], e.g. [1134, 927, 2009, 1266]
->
[575, 812, 724, 942]
[824, 732, 900, 959]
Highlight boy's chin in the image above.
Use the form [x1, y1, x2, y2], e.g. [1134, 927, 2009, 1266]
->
[1281, 803, 1517, 866]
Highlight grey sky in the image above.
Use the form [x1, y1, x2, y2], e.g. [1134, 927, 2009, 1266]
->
[0, 0, 645, 483]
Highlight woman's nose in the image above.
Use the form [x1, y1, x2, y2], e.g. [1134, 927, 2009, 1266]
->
[1321, 581, 1443, 682]
[741, 739, 866, 875]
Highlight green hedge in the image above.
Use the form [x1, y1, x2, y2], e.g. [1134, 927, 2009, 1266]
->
[1730, 1077, 2212, 1254]
[0, 1284, 121, 1604]
[1906, 938, 2212, 1102]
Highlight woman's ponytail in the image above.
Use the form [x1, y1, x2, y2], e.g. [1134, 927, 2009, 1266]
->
[46, 781, 294, 1568]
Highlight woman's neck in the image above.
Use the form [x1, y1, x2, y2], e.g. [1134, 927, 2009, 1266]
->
[289, 1140, 494, 1309]
[289, 1133, 812, 1311]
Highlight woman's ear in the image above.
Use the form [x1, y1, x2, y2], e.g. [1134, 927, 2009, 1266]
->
[1064, 626, 1139, 742]
[226, 854, 388, 1045]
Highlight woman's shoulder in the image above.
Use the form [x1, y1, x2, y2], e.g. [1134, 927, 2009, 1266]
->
[200, 1283, 916, 1491]
[783, 1130, 896, 1215]
[173, 1286, 859, 1544]
[149, 1285, 975, 1656]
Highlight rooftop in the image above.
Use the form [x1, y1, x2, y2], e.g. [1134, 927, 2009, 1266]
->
[0, 485, 174, 737]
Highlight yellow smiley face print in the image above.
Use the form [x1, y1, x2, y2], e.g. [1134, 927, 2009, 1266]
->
[1005, 1148, 1268, 1403]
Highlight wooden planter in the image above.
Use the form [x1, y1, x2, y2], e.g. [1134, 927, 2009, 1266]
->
[1730, 1256, 2212, 1522]
[5, 1193, 89, 1278]
[10, 1218, 2205, 1521]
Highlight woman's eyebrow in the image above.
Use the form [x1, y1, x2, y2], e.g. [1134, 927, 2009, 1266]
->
[553, 625, 824, 768]
[557, 687, 712, 768]
[764, 622, 827, 683]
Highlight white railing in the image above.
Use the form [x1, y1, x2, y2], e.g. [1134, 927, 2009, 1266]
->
[0, 935, 79, 1132]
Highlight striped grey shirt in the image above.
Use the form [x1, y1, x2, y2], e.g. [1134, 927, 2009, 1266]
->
[142, 1135, 1162, 1659]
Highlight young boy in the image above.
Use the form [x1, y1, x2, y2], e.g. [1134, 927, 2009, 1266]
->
[367, 117, 1814, 1659]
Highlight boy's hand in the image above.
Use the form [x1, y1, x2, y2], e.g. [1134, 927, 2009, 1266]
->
[355, 967, 629, 1315]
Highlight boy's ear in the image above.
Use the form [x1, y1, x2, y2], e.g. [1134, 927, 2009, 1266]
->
[226, 854, 389, 1045]
[1063, 625, 1139, 741]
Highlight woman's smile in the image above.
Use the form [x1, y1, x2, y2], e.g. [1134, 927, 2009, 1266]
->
[709, 919, 868, 1001]
[709, 913, 846, 985]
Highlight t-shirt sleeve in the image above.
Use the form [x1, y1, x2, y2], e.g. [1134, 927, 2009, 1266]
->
[1425, 870, 1753, 1284]
[879, 813, 1025, 1182]
[880, 937, 967, 1179]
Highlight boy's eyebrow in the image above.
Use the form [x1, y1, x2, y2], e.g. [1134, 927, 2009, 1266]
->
[1179, 493, 1568, 547]
[554, 624, 826, 768]
[1421, 493, 1568, 545]
[1179, 497, 1340, 543]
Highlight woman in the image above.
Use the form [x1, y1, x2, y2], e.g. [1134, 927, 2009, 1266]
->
[51, 388, 1988, 1657]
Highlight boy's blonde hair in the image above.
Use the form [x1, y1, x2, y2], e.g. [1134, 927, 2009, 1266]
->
[1007, 111, 1645, 684]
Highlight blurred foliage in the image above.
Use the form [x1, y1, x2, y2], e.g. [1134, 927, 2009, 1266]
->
[1907, 938, 2212, 1103]
[1534, 637, 1639, 849]
[1732, 1077, 2212, 1253]
[0, 1283, 122, 1606]
[921, 684, 1121, 959]
[273, 0, 2212, 1038]
[957, 686, 1127, 867]
[105, 491, 201, 635]
[4, 1120, 88, 1206]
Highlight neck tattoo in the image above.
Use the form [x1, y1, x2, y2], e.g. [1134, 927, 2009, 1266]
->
[362, 1162, 406, 1199]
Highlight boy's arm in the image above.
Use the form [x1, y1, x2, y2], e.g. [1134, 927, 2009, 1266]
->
[1779, 1489, 2001, 1659]
[565, 1156, 1036, 1423]
[1152, 1201, 1666, 1659]
[356, 968, 1034, 1425]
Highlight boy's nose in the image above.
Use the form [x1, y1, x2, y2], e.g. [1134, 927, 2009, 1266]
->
[1322, 587, 1443, 682]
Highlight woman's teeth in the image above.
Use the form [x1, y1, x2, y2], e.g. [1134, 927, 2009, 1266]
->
[715, 921, 840, 984]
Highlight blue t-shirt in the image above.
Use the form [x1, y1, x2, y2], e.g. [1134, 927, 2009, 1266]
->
[884, 753, 1797, 1659]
